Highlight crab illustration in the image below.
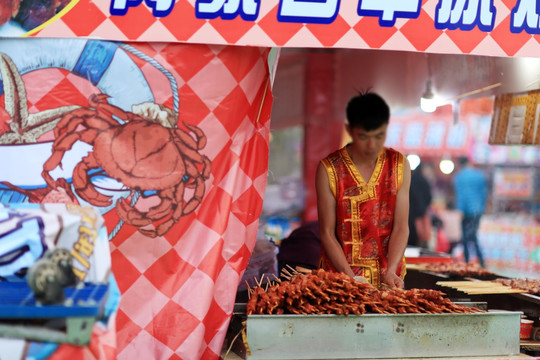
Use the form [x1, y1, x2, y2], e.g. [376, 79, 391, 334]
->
[42, 94, 212, 238]
[1, 177, 79, 204]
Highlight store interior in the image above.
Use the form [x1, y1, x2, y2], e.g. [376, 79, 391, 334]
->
[223, 47, 540, 359]
[241, 47, 539, 291]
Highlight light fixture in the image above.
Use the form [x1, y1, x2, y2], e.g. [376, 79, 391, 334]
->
[439, 159, 455, 175]
[420, 80, 437, 113]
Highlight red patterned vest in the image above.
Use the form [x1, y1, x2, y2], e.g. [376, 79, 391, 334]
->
[320, 146, 406, 287]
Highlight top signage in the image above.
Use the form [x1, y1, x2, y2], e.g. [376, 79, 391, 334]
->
[109, 0, 540, 34]
[4, 0, 540, 57]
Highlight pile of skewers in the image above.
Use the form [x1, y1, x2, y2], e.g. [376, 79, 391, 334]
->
[246, 267, 484, 316]
[494, 278, 540, 295]
[422, 262, 494, 277]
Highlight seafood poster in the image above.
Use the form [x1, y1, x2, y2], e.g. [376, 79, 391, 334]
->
[2, 0, 540, 57]
[0, 38, 273, 359]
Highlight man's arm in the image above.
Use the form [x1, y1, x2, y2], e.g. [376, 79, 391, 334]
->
[315, 162, 355, 278]
[382, 158, 411, 288]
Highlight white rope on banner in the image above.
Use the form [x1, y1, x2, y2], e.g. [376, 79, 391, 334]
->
[108, 191, 140, 240]
[107, 43, 180, 240]
[120, 43, 180, 113]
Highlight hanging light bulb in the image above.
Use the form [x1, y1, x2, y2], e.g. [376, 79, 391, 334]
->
[407, 154, 421, 171]
[439, 159, 455, 175]
[420, 80, 437, 113]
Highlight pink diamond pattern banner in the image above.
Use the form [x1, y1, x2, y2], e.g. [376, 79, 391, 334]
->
[0, 38, 273, 359]
[1, 0, 540, 57]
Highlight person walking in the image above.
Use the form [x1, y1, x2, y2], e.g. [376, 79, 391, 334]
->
[452, 157, 488, 267]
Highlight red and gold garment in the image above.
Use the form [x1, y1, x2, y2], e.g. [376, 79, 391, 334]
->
[320, 146, 406, 287]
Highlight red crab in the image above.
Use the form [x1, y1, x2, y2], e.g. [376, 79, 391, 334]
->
[42, 94, 212, 238]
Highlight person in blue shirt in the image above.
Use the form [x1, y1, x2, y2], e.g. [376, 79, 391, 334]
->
[452, 157, 488, 267]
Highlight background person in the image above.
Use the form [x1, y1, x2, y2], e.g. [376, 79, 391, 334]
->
[408, 162, 433, 248]
[277, 220, 321, 278]
[437, 199, 463, 255]
[316, 91, 411, 289]
[453, 156, 488, 267]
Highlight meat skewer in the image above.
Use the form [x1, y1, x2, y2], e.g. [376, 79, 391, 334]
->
[247, 268, 484, 316]
[494, 278, 540, 295]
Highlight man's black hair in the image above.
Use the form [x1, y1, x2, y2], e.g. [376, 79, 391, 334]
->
[346, 91, 390, 131]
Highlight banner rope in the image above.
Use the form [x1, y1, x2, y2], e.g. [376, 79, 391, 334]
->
[120, 43, 180, 113]
[108, 191, 140, 240]
[108, 44, 179, 240]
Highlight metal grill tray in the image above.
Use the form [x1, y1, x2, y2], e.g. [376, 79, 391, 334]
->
[246, 311, 521, 359]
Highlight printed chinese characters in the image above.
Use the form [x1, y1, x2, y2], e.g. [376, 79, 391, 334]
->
[511, 0, 540, 34]
[196, 0, 260, 21]
[435, 0, 496, 32]
[108, 0, 540, 36]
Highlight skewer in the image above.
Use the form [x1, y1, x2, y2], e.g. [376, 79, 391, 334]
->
[295, 266, 313, 274]
[254, 276, 262, 288]
[224, 325, 246, 359]
[281, 273, 292, 281]
[271, 273, 281, 283]
[285, 264, 299, 275]
[281, 268, 294, 278]
[245, 280, 252, 297]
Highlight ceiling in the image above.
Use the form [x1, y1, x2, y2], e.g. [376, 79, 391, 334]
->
[270, 47, 540, 128]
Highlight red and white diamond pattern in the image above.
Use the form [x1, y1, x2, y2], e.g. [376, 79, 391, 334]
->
[31, 0, 540, 57]
[106, 43, 272, 360]
[1, 41, 272, 359]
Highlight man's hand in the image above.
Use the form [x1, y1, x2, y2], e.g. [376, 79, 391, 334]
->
[381, 271, 404, 289]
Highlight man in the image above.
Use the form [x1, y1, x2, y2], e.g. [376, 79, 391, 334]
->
[316, 92, 411, 289]
[453, 157, 487, 267]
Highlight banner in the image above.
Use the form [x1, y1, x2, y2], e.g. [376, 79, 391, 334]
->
[1, 0, 540, 57]
[493, 168, 535, 199]
[0, 38, 273, 359]
[384, 99, 540, 164]
[490, 90, 540, 145]
[380, 104, 472, 157]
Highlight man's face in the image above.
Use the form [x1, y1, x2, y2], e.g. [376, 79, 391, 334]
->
[347, 123, 388, 162]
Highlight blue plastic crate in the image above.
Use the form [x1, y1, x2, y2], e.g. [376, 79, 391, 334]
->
[0, 282, 109, 319]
